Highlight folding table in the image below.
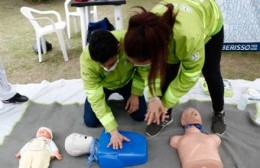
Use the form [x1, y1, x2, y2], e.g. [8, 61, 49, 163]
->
[71, 0, 126, 49]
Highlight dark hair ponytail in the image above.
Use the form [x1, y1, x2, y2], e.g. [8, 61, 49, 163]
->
[162, 4, 175, 33]
[124, 4, 176, 96]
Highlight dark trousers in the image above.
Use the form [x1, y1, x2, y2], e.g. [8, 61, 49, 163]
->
[163, 27, 224, 114]
[84, 80, 147, 127]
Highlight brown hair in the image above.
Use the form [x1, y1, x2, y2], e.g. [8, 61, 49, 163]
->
[124, 4, 175, 96]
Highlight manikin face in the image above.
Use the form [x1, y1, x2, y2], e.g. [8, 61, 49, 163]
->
[65, 133, 94, 157]
[181, 108, 202, 126]
[37, 129, 51, 139]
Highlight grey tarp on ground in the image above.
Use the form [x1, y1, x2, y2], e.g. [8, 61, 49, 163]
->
[0, 100, 260, 168]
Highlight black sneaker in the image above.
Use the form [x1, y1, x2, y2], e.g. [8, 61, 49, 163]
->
[145, 113, 173, 137]
[2, 93, 28, 104]
[212, 112, 226, 136]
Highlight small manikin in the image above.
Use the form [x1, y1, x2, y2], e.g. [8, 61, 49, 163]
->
[16, 127, 62, 168]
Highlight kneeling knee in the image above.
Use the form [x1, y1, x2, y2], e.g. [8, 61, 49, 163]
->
[84, 120, 100, 128]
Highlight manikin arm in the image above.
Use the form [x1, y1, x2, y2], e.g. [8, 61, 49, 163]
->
[52, 151, 62, 160]
[211, 134, 221, 147]
[170, 135, 182, 149]
[15, 141, 30, 158]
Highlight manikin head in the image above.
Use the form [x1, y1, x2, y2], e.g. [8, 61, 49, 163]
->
[65, 133, 94, 157]
[181, 108, 202, 126]
[36, 127, 53, 139]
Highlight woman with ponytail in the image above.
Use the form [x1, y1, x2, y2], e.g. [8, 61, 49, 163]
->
[124, 0, 225, 137]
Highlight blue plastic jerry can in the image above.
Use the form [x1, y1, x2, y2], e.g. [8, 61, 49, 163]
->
[97, 130, 148, 168]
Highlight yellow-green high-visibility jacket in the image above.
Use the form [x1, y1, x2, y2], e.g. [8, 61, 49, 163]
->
[145, 0, 223, 108]
[80, 30, 145, 133]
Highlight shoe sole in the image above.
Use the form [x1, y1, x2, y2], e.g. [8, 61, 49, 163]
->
[145, 119, 173, 137]
[212, 130, 226, 137]
[145, 128, 161, 137]
[2, 100, 28, 104]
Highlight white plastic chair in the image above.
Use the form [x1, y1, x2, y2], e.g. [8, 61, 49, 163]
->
[20, 6, 70, 62]
[64, 0, 98, 38]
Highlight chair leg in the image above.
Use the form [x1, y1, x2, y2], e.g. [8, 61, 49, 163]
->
[40, 37, 47, 54]
[92, 6, 98, 22]
[66, 14, 71, 39]
[36, 37, 42, 62]
[64, 30, 71, 49]
[56, 30, 69, 61]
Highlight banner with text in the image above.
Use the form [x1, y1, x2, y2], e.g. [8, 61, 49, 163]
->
[216, 0, 259, 51]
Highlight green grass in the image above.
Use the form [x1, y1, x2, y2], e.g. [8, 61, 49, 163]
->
[0, 0, 259, 84]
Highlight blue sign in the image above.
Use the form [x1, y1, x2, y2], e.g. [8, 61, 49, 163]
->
[223, 43, 260, 51]
[216, 0, 260, 51]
